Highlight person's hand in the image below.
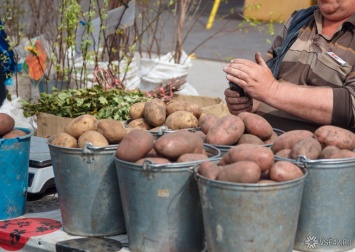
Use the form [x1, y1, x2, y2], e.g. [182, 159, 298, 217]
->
[224, 87, 255, 114]
[223, 52, 279, 101]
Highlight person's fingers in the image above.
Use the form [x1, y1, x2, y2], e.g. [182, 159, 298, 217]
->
[224, 87, 240, 98]
[255, 52, 267, 67]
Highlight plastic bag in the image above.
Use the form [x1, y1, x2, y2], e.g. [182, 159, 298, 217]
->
[138, 51, 199, 95]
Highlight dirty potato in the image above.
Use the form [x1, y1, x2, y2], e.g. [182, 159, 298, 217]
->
[143, 98, 166, 127]
[78, 130, 109, 148]
[51, 132, 78, 148]
[165, 111, 198, 130]
[166, 100, 202, 118]
[96, 119, 127, 144]
[129, 102, 146, 120]
[64, 114, 98, 139]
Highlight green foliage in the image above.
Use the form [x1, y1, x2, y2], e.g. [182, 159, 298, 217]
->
[21, 85, 150, 120]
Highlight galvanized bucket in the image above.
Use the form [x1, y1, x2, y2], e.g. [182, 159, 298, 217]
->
[195, 167, 307, 252]
[115, 144, 220, 252]
[212, 128, 284, 156]
[283, 156, 355, 252]
[0, 127, 32, 220]
[47, 138, 126, 237]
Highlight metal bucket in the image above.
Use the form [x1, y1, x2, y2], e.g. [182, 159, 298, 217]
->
[0, 127, 32, 220]
[47, 138, 126, 237]
[284, 156, 355, 252]
[115, 144, 220, 252]
[195, 167, 307, 252]
[212, 128, 284, 156]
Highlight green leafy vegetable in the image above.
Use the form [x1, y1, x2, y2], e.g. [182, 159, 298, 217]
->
[21, 85, 150, 120]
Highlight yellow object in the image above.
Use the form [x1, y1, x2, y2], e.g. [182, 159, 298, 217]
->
[243, 0, 313, 22]
[206, 0, 221, 30]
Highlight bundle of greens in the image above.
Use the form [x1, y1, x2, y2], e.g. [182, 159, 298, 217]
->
[21, 85, 150, 121]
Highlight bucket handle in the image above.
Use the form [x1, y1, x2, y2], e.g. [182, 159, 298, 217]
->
[82, 142, 118, 163]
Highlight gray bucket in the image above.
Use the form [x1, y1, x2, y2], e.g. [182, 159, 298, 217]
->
[115, 144, 220, 252]
[283, 156, 355, 252]
[195, 167, 307, 252]
[212, 128, 284, 156]
[47, 138, 126, 237]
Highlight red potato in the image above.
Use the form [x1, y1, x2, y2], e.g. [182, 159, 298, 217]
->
[198, 114, 219, 134]
[206, 114, 245, 145]
[219, 144, 274, 172]
[217, 161, 261, 183]
[289, 137, 322, 160]
[116, 129, 155, 162]
[271, 130, 314, 154]
[0, 113, 15, 136]
[237, 134, 264, 145]
[269, 161, 304, 182]
[319, 145, 341, 159]
[314, 125, 355, 150]
[263, 131, 280, 145]
[241, 112, 273, 140]
[339, 149, 355, 158]
[275, 149, 291, 159]
[198, 161, 222, 180]
[154, 130, 204, 160]
[176, 153, 208, 163]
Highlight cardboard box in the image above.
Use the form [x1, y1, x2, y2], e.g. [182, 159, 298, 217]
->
[35, 94, 226, 137]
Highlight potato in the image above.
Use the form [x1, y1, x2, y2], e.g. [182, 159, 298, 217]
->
[269, 161, 304, 182]
[166, 100, 202, 118]
[129, 102, 146, 120]
[339, 149, 355, 158]
[237, 134, 264, 145]
[263, 131, 280, 145]
[143, 98, 166, 127]
[220, 144, 274, 172]
[2, 129, 27, 139]
[314, 125, 355, 150]
[51, 132, 78, 148]
[241, 112, 273, 140]
[116, 129, 155, 162]
[128, 118, 152, 130]
[319, 145, 341, 159]
[198, 161, 222, 180]
[165, 111, 198, 130]
[96, 119, 127, 144]
[135, 157, 171, 165]
[0, 113, 15, 136]
[198, 114, 219, 134]
[271, 130, 314, 154]
[194, 130, 207, 142]
[290, 137, 322, 160]
[275, 149, 291, 159]
[176, 153, 208, 163]
[217, 161, 261, 183]
[206, 114, 245, 145]
[236, 111, 250, 121]
[78, 130, 109, 148]
[154, 130, 204, 160]
[64, 114, 98, 139]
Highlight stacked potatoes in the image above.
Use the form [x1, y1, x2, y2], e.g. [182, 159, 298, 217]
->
[127, 99, 202, 130]
[115, 128, 210, 164]
[0, 113, 27, 138]
[199, 111, 279, 146]
[198, 144, 304, 184]
[51, 114, 127, 148]
[272, 125, 355, 160]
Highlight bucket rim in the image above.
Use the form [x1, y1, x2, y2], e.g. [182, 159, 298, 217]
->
[47, 135, 118, 152]
[0, 127, 33, 143]
[195, 168, 308, 190]
[115, 144, 221, 171]
[275, 155, 355, 167]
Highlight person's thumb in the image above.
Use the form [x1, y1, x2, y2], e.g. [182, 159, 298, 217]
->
[255, 52, 267, 67]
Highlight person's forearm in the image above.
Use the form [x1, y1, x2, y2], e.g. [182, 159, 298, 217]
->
[261, 81, 333, 124]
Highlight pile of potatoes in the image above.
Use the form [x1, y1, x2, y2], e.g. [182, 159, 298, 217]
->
[272, 125, 355, 160]
[51, 114, 127, 148]
[198, 144, 304, 184]
[127, 99, 203, 130]
[198, 111, 279, 146]
[0, 113, 28, 139]
[115, 128, 212, 164]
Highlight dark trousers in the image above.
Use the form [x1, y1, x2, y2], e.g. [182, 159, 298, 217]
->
[0, 64, 6, 106]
